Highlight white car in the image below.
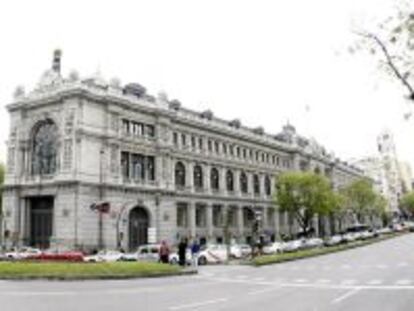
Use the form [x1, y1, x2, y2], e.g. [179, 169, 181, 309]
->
[324, 235, 343, 246]
[377, 227, 392, 235]
[5, 247, 42, 260]
[303, 238, 324, 249]
[262, 242, 284, 255]
[281, 240, 304, 252]
[230, 244, 252, 258]
[360, 230, 375, 240]
[198, 244, 228, 265]
[84, 250, 124, 262]
[342, 233, 357, 243]
[122, 244, 162, 262]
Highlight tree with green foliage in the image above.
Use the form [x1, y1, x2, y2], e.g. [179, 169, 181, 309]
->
[330, 192, 348, 232]
[341, 179, 377, 224]
[276, 172, 337, 237]
[400, 191, 414, 218]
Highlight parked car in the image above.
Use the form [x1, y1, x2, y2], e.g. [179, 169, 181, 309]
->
[360, 230, 375, 240]
[28, 250, 84, 262]
[324, 235, 344, 247]
[230, 244, 252, 258]
[302, 238, 324, 249]
[198, 244, 228, 265]
[84, 250, 124, 262]
[262, 242, 284, 255]
[122, 244, 161, 262]
[377, 227, 392, 235]
[281, 239, 304, 252]
[5, 247, 42, 260]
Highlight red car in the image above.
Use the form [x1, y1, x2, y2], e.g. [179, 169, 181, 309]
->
[27, 250, 84, 262]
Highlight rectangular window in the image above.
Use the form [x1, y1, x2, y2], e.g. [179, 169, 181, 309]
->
[208, 140, 212, 152]
[147, 156, 155, 180]
[181, 133, 186, 146]
[176, 204, 188, 227]
[243, 148, 246, 159]
[213, 205, 224, 227]
[223, 143, 227, 154]
[236, 146, 240, 157]
[199, 137, 203, 150]
[191, 136, 196, 148]
[146, 125, 155, 137]
[214, 141, 219, 153]
[121, 151, 130, 178]
[229, 145, 234, 156]
[173, 132, 178, 145]
[196, 205, 206, 227]
[131, 154, 145, 180]
[122, 119, 130, 134]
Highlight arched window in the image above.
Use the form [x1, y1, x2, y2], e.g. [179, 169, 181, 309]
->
[254, 174, 260, 195]
[226, 170, 234, 191]
[175, 162, 186, 187]
[194, 164, 203, 189]
[240, 172, 248, 193]
[31, 119, 58, 175]
[265, 175, 271, 196]
[210, 167, 219, 190]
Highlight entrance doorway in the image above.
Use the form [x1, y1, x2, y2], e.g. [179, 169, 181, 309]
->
[128, 207, 149, 250]
[29, 196, 54, 249]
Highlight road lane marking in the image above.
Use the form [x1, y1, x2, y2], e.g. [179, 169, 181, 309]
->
[366, 280, 382, 285]
[395, 280, 412, 285]
[247, 286, 281, 296]
[341, 280, 357, 285]
[316, 279, 331, 284]
[293, 279, 308, 283]
[331, 288, 360, 304]
[169, 298, 228, 310]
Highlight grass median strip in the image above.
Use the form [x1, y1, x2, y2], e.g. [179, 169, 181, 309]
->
[0, 262, 183, 280]
[252, 233, 405, 266]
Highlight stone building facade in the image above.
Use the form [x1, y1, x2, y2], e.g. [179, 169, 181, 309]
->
[2, 52, 364, 250]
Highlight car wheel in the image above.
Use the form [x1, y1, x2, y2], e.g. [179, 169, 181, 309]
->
[198, 256, 207, 266]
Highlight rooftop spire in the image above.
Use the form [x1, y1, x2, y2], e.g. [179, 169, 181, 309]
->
[52, 49, 62, 74]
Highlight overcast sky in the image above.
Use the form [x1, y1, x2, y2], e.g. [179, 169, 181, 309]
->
[1, 0, 413, 168]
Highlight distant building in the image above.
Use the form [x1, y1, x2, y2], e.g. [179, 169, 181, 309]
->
[398, 161, 413, 194]
[351, 129, 403, 216]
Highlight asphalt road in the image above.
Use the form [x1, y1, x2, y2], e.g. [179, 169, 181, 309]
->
[2, 234, 414, 311]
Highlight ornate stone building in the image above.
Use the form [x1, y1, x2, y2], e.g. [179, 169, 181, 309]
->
[2, 51, 364, 250]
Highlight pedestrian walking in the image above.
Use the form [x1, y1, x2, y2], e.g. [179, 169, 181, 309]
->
[159, 240, 170, 264]
[178, 238, 188, 267]
[191, 239, 200, 268]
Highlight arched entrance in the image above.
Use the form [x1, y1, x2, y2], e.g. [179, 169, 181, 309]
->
[128, 207, 149, 250]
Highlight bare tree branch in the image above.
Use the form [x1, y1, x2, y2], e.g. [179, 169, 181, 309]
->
[356, 31, 414, 99]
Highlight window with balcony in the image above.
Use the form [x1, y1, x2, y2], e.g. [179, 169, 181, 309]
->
[254, 174, 260, 195]
[240, 172, 248, 193]
[265, 175, 271, 196]
[210, 167, 219, 191]
[194, 164, 203, 189]
[175, 162, 186, 187]
[226, 170, 234, 191]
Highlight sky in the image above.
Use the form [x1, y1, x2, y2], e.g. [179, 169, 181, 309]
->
[0, 0, 413, 168]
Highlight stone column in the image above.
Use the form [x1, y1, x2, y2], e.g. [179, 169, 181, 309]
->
[186, 161, 194, 192]
[237, 205, 244, 240]
[219, 166, 226, 194]
[203, 163, 210, 194]
[259, 174, 265, 199]
[206, 204, 213, 240]
[234, 170, 241, 195]
[188, 202, 196, 239]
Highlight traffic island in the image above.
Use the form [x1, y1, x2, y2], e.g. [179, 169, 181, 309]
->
[251, 233, 407, 266]
[0, 262, 197, 280]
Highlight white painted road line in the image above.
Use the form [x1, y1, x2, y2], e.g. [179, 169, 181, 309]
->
[331, 288, 361, 304]
[395, 280, 412, 285]
[169, 298, 228, 310]
[316, 279, 331, 284]
[366, 280, 383, 285]
[341, 280, 357, 285]
[247, 287, 281, 296]
[293, 279, 308, 283]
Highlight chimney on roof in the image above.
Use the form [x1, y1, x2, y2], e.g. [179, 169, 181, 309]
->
[52, 49, 62, 74]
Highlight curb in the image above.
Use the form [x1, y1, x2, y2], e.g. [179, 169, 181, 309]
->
[0, 268, 198, 281]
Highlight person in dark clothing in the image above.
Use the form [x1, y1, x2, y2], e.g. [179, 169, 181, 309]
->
[158, 240, 170, 264]
[178, 238, 188, 266]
